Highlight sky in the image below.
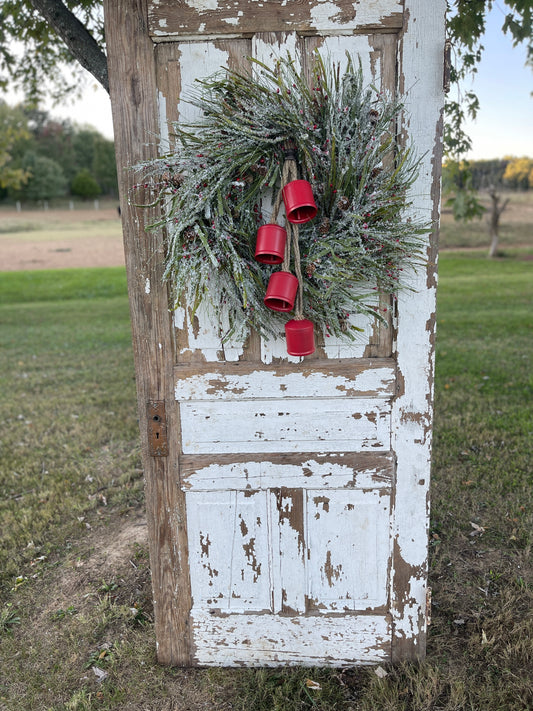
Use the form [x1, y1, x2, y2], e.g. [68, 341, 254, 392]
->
[460, 4, 533, 160]
[3, 5, 532, 160]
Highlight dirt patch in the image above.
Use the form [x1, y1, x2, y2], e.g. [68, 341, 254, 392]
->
[0, 207, 126, 271]
[48, 512, 149, 614]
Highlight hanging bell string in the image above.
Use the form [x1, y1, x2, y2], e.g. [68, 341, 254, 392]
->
[270, 157, 297, 225]
[271, 156, 304, 319]
[282, 218, 292, 272]
[291, 222, 305, 320]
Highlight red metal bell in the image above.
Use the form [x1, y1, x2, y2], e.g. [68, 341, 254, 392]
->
[282, 180, 317, 224]
[285, 318, 315, 356]
[264, 271, 298, 312]
[255, 224, 287, 264]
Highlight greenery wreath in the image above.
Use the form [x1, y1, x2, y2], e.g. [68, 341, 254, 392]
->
[136, 51, 430, 347]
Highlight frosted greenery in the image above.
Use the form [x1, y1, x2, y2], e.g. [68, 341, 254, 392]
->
[136, 51, 430, 342]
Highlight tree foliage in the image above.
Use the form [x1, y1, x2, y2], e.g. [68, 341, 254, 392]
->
[0, 103, 117, 201]
[442, 160, 487, 221]
[446, 1, 533, 160]
[0, 0, 106, 104]
[71, 167, 100, 199]
[16, 150, 67, 201]
[0, 101, 31, 190]
[503, 156, 533, 189]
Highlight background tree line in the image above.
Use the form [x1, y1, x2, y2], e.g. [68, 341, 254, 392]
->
[0, 99, 117, 203]
[443, 156, 533, 192]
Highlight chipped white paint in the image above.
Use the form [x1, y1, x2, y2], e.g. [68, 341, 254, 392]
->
[187, 490, 272, 611]
[318, 34, 379, 85]
[157, 91, 170, 154]
[321, 310, 377, 359]
[175, 364, 395, 401]
[173, 306, 185, 330]
[145, 277, 151, 295]
[261, 333, 302, 365]
[136, 0, 443, 666]
[148, 0, 404, 39]
[180, 397, 391, 454]
[191, 612, 390, 666]
[388, 0, 445, 656]
[184, 0, 218, 12]
[186, 488, 391, 614]
[176, 300, 245, 362]
[310, 1, 348, 29]
[180, 454, 393, 491]
[176, 42, 230, 124]
[306, 489, 391, 609]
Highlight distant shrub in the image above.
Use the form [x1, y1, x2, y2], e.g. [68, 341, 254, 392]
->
[14, 151, 67, 201]
[71, 169, 101, 199]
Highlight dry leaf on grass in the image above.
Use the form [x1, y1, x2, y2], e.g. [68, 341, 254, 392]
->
[374, 666, 388, 679]
[470, 522, 486, 536]
[92, 666, 108, 683]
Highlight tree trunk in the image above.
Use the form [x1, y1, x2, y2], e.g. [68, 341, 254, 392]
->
[487, 187, 509, 258]
[29, 0, 109, 93]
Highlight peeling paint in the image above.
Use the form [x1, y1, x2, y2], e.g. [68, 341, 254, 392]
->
[137, 0, 443, 667]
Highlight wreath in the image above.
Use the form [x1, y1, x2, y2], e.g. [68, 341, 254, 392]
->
[136, 51, 430, 355]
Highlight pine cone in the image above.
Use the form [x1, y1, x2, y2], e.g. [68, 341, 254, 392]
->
[319, 217, 330, 234]
[306, 262, 317, 277]
[337, 196, 350, 211]
[183, 227, 196, 243]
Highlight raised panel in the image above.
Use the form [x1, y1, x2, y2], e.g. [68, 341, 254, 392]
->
[180, 397, 391, 454]
[186, 490, 272, 611]
[306, 489, 391, 610]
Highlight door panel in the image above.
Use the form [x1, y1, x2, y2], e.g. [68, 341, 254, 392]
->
[157, 19, 401, 665]
[157, 31, 397, 363]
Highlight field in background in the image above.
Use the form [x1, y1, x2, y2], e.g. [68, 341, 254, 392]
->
[0, 202, 124, 271]
[1, 189, 532, 272]
[0, 198, 532, 709]
[439, 189, 533, 250]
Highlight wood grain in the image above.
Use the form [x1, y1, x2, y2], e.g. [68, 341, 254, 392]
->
[103, 0, 192, 665]
[148, 0, 404, 38]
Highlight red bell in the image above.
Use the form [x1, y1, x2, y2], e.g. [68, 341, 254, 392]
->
[282, 180, 317, 224]
[285, 319, 315, 356]
[255, 224, 287, 264]
[264, 271, 298, 312]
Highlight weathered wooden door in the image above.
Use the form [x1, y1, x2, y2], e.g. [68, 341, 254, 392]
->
[104, 0, 445, 666]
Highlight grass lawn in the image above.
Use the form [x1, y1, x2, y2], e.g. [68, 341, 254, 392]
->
[0, 251, 532, 709]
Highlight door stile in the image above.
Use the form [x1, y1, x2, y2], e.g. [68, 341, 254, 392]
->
[389, 0, 445, 661]
[104, 0, 193, 665]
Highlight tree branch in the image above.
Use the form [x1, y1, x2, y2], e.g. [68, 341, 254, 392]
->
[29, 0, 109, 93]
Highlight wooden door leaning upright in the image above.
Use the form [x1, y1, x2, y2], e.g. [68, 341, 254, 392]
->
[104, 0, 445, 666]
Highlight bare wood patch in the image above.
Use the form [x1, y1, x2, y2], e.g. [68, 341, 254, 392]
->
[148, 0, 404, 39]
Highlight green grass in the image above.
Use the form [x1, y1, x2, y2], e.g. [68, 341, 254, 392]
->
[0, 268, 140, 593]
[1, 255, 532, 710]
[0, 267, 128, 304]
